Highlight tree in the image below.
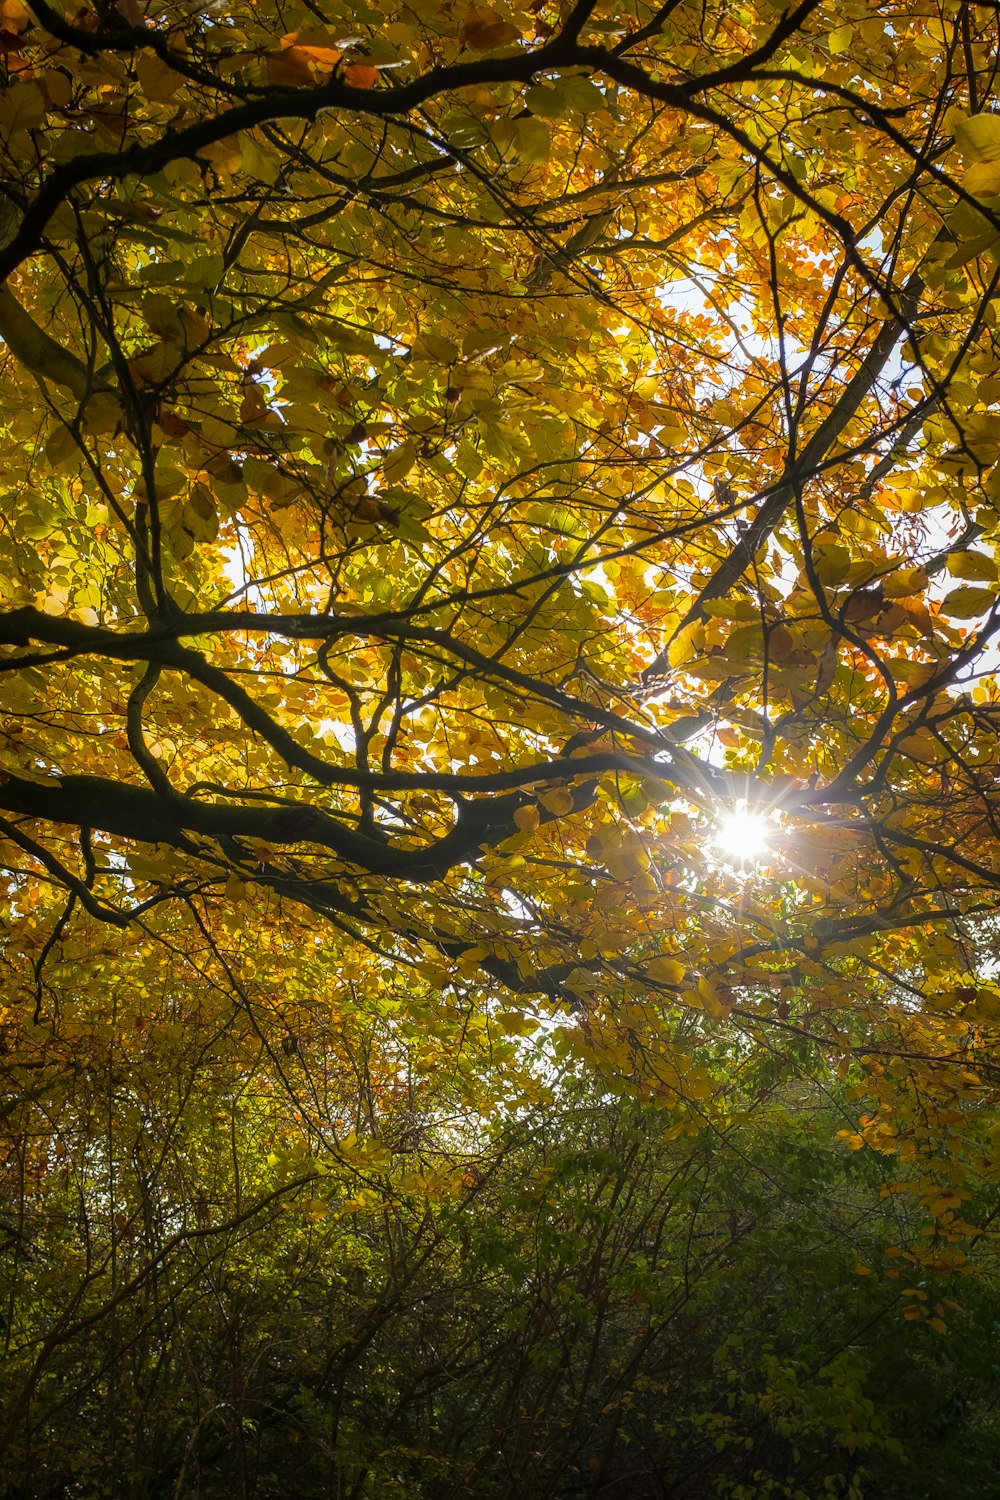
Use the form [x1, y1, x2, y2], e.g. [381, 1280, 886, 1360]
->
[4, 0, 1000, 1492]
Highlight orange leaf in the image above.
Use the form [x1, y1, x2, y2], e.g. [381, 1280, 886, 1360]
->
[343, 63, 378, 89]
[0, 1, 28, 31]
[267, 40, 341, 88]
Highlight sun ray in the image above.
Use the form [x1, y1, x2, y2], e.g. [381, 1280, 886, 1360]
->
[714, 803, 772, 865]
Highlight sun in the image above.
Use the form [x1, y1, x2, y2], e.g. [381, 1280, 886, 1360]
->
[714, 803, 772, 864]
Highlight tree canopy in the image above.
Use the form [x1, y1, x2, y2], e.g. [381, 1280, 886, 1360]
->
[4, 1, 1000, 1495]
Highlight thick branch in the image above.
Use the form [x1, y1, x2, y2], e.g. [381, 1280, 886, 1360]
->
[0, 285, 95, 397]
[1, 2, 834, 288]
[0, 737, 742, 885]
[0, 36, 647, 282]
[0, 605, 731, 794]
[0, 772, 451, 878]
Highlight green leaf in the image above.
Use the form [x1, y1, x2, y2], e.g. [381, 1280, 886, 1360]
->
[940, 585, 997, 618]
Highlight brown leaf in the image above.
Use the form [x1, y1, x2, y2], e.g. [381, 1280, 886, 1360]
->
[462, 9, 520, 49]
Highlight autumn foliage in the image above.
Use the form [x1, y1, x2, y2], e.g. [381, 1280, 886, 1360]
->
[3, 0, 1000, 1494]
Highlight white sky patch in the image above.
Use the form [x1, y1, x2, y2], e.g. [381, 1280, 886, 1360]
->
[316, 717, 357, 752]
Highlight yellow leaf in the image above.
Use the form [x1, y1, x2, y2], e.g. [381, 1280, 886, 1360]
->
[965, 159, 1000, 196]
[408, 333, 458, 363]
[941, 199, 1000, 268]
[200, 414, 238, 448]
[45, 424, 78, 467]
[39, 69, 72, 110]
[383, 441, 417, 483]
[134, 464, 186, 503]
[516, 116, 550, 163]
[525, 83, 564, 118]
[538, 787, 574, 816]
[137, 52, 184, 103]
[129, 342, 180, 387]
[667, 620, 705, 669]
[811, 542, 852, 585]
[697, 976, 734, 1020]
[827, 23, 852, 54]
[0, 80, 45, 137]
[201, 136, 243, 175]
[703, 597, 759, 620]
[644, 955, 685, 985]
[945, 549, 998, 582]
[954, 111, 1000, 162]
[240, 135, 281, 185]
[513, 804, 540, 834]
[881, 566, 929, 598]
[495, 1010, 533, 1035]
[81, 393, 122, 437]
[897, 731, 938, 762]
[184, 482, 218, 542]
